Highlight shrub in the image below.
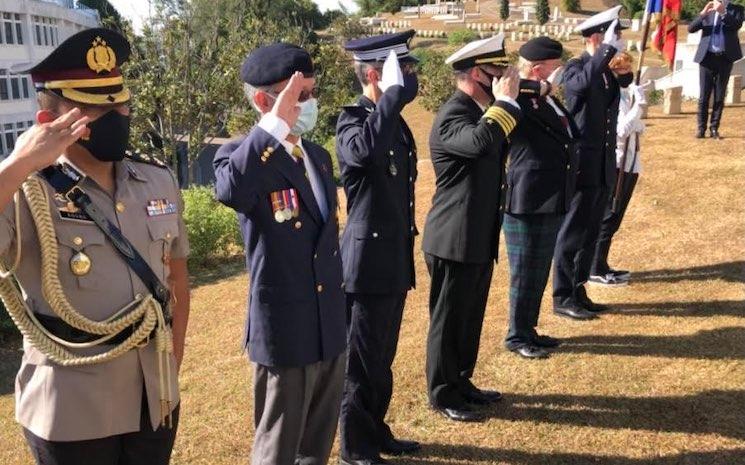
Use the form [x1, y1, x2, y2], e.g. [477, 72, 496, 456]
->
[536, 0, 550, 25]
[412, 48, 455, 112]
[500, 0, 510, 20]
[562, 0, 580, 13]
[647, 89, 663, 105]
[0, 300, 16, 339]
[182, 186, 243, 267]
[448, 29, 478, 46]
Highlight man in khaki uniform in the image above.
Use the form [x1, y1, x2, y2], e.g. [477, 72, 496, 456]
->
[0, 28, 190, 465]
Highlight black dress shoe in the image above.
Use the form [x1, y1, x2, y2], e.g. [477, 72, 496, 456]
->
[710, 129, 722, 139]
[463, 387, 503, 405]
[432, 405, 485, 422]
[510, 344, 549, 359]
[579, 296, 610, 313]
[533, 334, 562, 348]
[381, 437, 421, 455]
[696, 129, 705, 138]
[340, 457, 389, 465]
[554, 304, 597, 320]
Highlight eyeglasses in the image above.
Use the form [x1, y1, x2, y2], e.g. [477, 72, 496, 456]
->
[265, 86, 321, 103]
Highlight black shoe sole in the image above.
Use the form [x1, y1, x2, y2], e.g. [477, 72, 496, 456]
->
[553, 310, 597, 320]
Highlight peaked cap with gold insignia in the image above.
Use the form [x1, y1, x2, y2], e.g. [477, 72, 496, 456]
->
[12, 28, 131, 106]
[445, 34, 509, 71]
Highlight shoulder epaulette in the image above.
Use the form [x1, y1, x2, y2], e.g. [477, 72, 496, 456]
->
[125, 151, 169, 169]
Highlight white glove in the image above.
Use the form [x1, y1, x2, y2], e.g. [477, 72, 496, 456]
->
[630, 81, 652, 106]
[378, 50, 404, 92]
[547, 65, 564, 87]
[602, 20, 623, 51]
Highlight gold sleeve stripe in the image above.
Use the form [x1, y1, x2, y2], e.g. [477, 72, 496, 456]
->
[484, 106, 516, 134]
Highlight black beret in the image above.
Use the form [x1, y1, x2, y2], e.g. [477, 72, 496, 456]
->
[519, 37, 563, 61]
[240, 43, 314, 87]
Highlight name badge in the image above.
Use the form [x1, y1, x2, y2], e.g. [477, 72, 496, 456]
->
[56, 200, 93, 223]
[270, 189, 300, 223]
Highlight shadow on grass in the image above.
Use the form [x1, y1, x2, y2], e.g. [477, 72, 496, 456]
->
[631, 261, 745, 284]
[611, 299, 745, 318]
[189, 256, 246, 289]
[0, 344, 21, 396]
[396, 446, 745, 465]
[560, 326, 745, 360]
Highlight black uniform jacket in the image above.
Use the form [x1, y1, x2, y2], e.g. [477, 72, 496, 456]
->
[563, 44, 632, 189]
[336, 86, 418, 295]
[506, 90, 581, 214]
[422, 90, 521, 265]
[688, 3, 744, 63]
[213, 126, 347, 368]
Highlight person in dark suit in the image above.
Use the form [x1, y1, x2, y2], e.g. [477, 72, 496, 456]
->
[503, 37, 580, 359]
[213, 44, 347, 465]
[689, 0, 744, 139]
[335, 31, 421, 465]
[552, 7, 633, 321]
[421, 34, 521, 422]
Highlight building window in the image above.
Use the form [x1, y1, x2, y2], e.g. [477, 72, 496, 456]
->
[0, 120, 32, 157]
[32, 16, 58, 47]
[1, 13, 23, 45]
[0, 70, 32, 102]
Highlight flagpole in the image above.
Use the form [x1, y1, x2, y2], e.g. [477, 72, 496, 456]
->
[612, 0, 654, 213]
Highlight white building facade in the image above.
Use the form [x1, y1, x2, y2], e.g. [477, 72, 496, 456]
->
[0, 0, 98, 158]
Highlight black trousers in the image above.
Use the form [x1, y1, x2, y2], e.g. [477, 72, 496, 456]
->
[591, 171, 638, 276]
[340, 292, 406, 459]
[424, 253, 493, 409]
[503, 213, 563, 348]
[24, 395, 179, 465]
[553, 186, 609, 306]
[698, 52, 734, 132]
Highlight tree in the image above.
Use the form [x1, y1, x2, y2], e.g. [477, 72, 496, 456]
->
[500, 0, 510, 20]
[561, 0, 580, 13]
[77, 0, 124, 28]
[536, 0, 550, 24]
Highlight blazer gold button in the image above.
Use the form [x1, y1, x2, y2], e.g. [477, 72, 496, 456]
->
[389, 150, 394, 155]
[372, 232, 378, 238]
[73, 236, 83, 246]
[267, 146, 274, 153]
[165, 232, 172, 239]
[116, 202, 125, 213]
[317, 284, 323, 292]
[295, 221, 302, 229]
[333, 250, 338, 256]
[314, 253, 318, 259]
[566, 164, 571, 170]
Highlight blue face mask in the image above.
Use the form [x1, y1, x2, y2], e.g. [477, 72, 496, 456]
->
[290, 98, 318, 136]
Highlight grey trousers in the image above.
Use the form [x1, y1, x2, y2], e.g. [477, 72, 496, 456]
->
[251, 352, 346, 465]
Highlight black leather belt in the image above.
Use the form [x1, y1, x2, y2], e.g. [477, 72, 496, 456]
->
[34, 312, 155, 346]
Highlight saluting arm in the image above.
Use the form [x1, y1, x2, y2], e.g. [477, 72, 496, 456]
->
[438, 101, 520, 158]
[563, 46, 616, 95]
[722, 5, 744, 30]
[336, 86, 409, 169]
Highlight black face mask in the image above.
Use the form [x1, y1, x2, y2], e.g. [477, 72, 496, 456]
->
[476, 70, 499, 103]
[77, 109, 131, 162]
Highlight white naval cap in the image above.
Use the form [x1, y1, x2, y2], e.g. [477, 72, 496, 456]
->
[445, 34, 509, 71]
[575, 5, 630, 37]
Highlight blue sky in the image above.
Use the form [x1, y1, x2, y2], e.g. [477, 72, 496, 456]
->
[108, 0, 359, 32]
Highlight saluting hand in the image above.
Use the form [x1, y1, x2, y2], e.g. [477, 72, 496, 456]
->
[492, 66, 519, 101]
[270, 71, 304, 130]
[10, 108, 91, 174]
[700, 2, 715, 15]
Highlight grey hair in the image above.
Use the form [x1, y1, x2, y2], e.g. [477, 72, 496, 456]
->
[354, 61, 384, 86]
[243, 82, 273, 114]
[518, 57, 535, 78]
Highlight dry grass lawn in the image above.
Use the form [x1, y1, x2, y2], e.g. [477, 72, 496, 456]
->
[1, 100, 744, 464]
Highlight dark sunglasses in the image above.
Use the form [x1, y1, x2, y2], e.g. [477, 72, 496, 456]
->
[266, 86, 321, 103]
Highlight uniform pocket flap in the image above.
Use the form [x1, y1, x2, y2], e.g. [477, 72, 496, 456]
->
[147, 220, 179, 242]
[57, 226, 106, 249]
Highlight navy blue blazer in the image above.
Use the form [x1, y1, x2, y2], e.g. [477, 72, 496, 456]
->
[506, 91, 580, 215]
[422, 90, 521, 264]
[563, 45, 633, 189]
[336, 87, 417, 295]
[213, 126, 346, 368]
[689, 3, 744, 63]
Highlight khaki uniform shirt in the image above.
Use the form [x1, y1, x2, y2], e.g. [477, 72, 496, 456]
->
[0, 158, 189, 441]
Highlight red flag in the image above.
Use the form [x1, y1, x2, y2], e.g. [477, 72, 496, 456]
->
[650, 0, 682, 70]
